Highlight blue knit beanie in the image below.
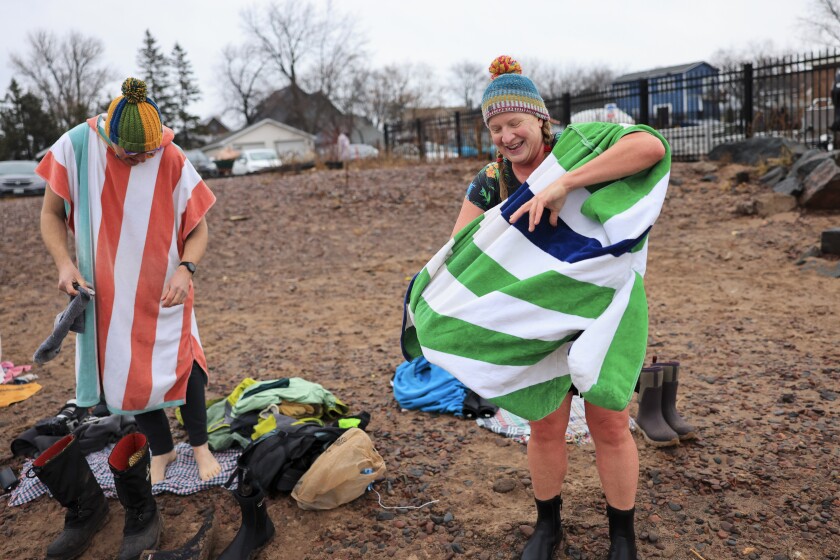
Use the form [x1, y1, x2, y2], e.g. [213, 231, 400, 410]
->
[481, 55, 550, 125]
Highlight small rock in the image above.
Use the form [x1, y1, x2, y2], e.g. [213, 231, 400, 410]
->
[519, 525, 534, 537]
[492, 478, 516, 493]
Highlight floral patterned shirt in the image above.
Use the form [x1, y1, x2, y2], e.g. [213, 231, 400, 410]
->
[465, 133, 561, 211]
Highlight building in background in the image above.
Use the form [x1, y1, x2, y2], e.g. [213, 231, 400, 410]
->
[201, 118, 315, 162]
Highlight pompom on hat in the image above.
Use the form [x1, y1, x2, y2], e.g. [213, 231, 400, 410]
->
[105, 77, 163, 152]
[481, 55, 550, 125]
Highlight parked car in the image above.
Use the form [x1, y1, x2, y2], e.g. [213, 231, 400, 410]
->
[0, 160, 46, 196]
[346, 144, 379, 160]
[232, 149, 282, 176]
[184, 149, 218, 179]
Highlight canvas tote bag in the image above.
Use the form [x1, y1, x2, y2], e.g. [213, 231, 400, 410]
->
[291, 428, 386, 510]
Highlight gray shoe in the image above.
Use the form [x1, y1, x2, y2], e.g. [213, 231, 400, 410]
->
[635, 367, 679, 447]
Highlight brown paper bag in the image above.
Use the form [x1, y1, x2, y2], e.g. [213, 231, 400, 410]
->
[291, 428, 386, 510]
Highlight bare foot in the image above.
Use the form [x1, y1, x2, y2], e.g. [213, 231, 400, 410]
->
[150, 449, 177, 485]
[193, 443, 221, 481]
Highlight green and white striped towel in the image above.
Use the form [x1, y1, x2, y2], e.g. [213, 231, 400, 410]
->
[402, 122, 670, 421]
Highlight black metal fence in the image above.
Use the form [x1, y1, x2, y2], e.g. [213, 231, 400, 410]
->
[384, 50, 840, 161]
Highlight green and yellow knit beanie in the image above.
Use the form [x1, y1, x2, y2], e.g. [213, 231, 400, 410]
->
[481, 55, 550, 125]
[105, 78, 163, 152]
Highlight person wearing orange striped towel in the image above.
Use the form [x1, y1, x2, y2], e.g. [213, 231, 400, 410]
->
[37, 77, 221, 486]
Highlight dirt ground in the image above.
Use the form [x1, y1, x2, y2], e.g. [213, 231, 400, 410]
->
[0, 158, 838, 560]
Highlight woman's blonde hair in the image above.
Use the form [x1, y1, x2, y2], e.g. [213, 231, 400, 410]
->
[495, 119, 553, 201]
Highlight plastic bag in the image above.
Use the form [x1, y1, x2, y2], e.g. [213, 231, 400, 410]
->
[291, 428, 386, 510]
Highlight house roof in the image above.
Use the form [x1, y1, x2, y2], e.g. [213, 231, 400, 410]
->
[613, 62, 716, 83]
[202, 118, 315, 151]
[254, 84, 346, 135]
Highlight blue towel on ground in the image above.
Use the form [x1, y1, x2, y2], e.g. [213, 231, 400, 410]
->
[393, 356, 467, 415]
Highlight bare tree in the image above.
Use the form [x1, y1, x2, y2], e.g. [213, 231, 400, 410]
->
[710, 40, 782, 71]
[217, 44, 270, 126]
[302, 2, 367, 111]
[242, 0, 320, 88]
[240, 0, 367, 132]
[360, 63, 444, 128]
[10, 30, 112, 129]
[529, 59, 616, 99]
[799, 0, 840, 46]
[449, 61, 485, 109]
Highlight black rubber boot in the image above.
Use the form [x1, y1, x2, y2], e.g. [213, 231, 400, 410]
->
[520, 495, 563, 560]
[109, 433, 162, 560]
[635, 366, 679, 447]
[606, 505, 638, 560]
[31, 434, 110, 560]
[217, 482, 275, 560]
[657, 361, 697, 441]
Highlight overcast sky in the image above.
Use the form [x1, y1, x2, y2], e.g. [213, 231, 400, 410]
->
[1, 0, 823, 125]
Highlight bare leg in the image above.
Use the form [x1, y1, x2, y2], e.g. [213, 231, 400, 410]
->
[192, 443, 221, 481]
[584, 401, 638, 509]
[527, 393, 573, 500]
[150, 449, 177, 485]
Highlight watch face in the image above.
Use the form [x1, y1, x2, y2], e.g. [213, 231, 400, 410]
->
[181, 262, 196, 273]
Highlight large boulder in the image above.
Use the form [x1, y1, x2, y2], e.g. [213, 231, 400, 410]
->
[790, 149, 835, 179]
[799, 158, 840, 209]
[708, 137, 807, 165]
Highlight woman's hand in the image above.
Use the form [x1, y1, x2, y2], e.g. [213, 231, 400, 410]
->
[161, 268, 192, 308]
[509, 178, 571, 232]
[57, 263, 87, 295]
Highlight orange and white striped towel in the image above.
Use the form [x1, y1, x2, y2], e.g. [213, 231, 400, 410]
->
[35, 116, 216, 414]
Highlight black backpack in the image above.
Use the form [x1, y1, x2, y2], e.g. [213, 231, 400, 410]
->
[228, 413, 370, 496]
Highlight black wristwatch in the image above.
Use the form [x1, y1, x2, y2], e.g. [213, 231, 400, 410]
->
[179, 261, 196, 275]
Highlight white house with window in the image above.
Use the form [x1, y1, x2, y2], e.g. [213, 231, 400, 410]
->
[201, 118, 316, 162]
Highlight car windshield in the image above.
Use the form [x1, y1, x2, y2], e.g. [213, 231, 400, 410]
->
[248, 150, 278, 161]
[0, 161, 38, 175]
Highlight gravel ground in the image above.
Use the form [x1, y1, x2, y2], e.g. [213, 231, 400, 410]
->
[0, 158, 838, 559]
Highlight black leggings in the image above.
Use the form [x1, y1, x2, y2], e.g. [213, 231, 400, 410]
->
[134, 362, 208, 455]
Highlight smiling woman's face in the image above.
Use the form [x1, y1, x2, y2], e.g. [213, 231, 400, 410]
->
[487, 112, 544, 167]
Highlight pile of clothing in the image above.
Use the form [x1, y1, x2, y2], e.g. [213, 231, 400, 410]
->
[11, 399, 137, 459]
[0, 360, 41, 408]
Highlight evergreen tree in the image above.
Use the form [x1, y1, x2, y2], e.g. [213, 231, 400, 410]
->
[170, 42, 201, 148]
[136, 30, 175, 124]
[0, 79, 59, 160]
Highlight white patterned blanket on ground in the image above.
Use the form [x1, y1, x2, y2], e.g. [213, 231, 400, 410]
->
[476, 397, 637, 446]
[8, 443, 240, 506]
[402, 122, 670, 421]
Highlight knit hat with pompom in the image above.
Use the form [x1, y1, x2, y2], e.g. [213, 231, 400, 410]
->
[105, 77, 163, 152]
[480, 56, 549, 125]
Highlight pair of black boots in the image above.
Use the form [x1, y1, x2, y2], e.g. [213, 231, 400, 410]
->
[635, 361, 696, 447]
[143, 482, 275, 560]
[30, 432, 161, 560]
[521, 496, 637, 560]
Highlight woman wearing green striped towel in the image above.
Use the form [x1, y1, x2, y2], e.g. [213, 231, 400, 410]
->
[447, 56, 668, 560]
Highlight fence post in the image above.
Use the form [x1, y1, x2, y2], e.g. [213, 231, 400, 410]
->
[455, 112, 462, 157]
[415, 118, 425, 160]
[383, 124, 390, 154]
[639, 79, 650, 126]
[743, 63, 754, 138]
[562, 93, 571, 127]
